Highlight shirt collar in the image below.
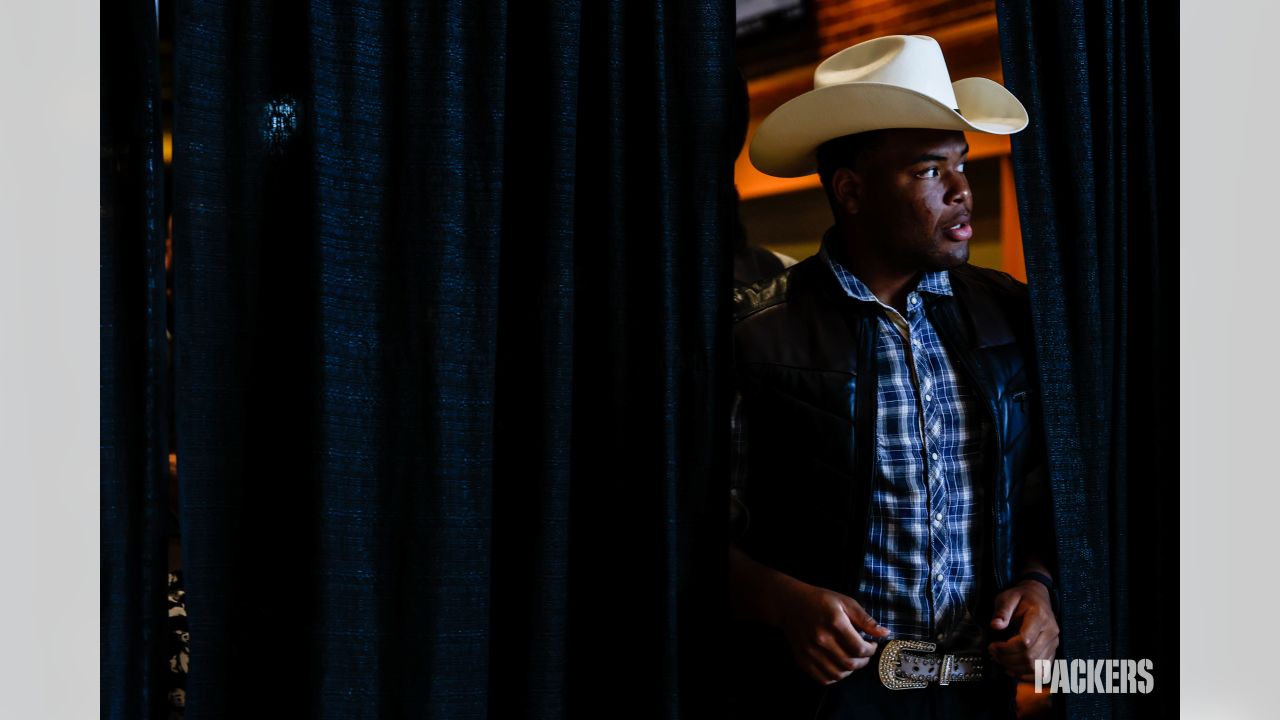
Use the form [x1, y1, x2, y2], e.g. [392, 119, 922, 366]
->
[916, 268, 953, 297]
[819, 235, 954, 303]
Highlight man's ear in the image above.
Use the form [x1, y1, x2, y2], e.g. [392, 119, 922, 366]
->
[831, 167, 861, 216]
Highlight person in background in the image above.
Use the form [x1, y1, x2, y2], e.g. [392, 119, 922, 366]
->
[730, 68, 796, 287]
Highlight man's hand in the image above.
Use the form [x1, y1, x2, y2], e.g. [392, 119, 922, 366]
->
[729, 545, 890, 685]
[775, 583, 891, 685]
[987, 580, 1059, 680]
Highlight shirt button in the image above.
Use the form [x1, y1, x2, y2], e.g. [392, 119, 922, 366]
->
[935, 512, 943, 521]
[909, 296, 918, 306]
[931, 452, 939, 461]
[925, 394, 932, 402]
[936, 573, 944, 582]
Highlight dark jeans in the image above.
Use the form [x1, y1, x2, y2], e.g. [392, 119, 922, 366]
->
[813, 648, 1017, 720]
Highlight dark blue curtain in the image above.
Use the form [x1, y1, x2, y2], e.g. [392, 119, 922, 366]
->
[995, 1, 1177, 717]
[101, 2, 171, 719]
[160, 0, 732, 718]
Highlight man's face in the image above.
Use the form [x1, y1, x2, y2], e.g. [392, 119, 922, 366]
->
[850, 129, 974, 273]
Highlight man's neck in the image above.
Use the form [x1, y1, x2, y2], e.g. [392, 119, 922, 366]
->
[827, 230, 921, 314]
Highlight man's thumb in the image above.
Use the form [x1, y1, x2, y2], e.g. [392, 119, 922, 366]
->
[990, 592, 1018, 629]
[841, 596, 890, 636]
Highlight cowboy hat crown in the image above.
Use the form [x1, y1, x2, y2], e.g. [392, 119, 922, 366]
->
[749, 35, 1028, 178]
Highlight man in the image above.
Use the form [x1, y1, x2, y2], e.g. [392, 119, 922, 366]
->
[729, 35, 1058, 719]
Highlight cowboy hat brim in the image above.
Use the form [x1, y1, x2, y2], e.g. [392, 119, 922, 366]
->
[749, 76, 1028, 178]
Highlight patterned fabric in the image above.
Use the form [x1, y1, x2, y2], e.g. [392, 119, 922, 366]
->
[730, 246, 987, 652]
[167, 572, 189, 720]
[822, 246, 986, 652]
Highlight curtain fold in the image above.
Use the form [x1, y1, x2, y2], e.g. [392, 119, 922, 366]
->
[101, 2, 171, 718]
[994, 1, 1177, 717]
[170, 1, 732, 717]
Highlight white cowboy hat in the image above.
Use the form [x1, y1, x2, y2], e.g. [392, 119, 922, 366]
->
[748, 35, 1028, 178]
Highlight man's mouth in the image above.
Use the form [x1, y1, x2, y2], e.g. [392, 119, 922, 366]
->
[943, 221, 973, 242]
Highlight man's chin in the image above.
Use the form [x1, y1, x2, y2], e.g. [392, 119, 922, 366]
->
[927, 247, 969, 270]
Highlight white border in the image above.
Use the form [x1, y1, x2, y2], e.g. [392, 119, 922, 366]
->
[1181, 0, 1277, 717]
[0, 0, 1261, 717]
[0, 1, 100, 717]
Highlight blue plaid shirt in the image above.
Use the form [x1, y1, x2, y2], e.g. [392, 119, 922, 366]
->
[822, 246, 986, 653]
[732, 247, 987, 653]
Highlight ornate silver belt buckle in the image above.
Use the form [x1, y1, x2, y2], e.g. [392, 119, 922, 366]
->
[878, 639, 936, 690]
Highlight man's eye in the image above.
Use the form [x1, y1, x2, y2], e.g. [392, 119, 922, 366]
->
[916, 167, 939, 178]
[957, 161, 966, 173]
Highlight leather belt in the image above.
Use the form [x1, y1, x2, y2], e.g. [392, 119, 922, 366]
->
[877, 639, 985, 690]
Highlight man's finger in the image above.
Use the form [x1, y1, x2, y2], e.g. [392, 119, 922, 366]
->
[1028, 630, 1059, 665]
[792, 646, 837, 685]
[807, 646, 851, 684]
[805, 662, 841, 686]
[814, 633, 857, 674]
[987, 636, 1029, 660]
[988, 635, 1029, 655]
[797, 652, 830, 684]
[1016, 607, 1049, 640]
[1013, 625, 1043, 659]
[989, 590, 1021, 630]
[988, 650, 1023, 676]
[1018, 625, 1049, 661]
[838, 596, 891, 638]
[829, 614, 878, 658]
[991, 619, 1058, 675]
[817, 653, 871, 683]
